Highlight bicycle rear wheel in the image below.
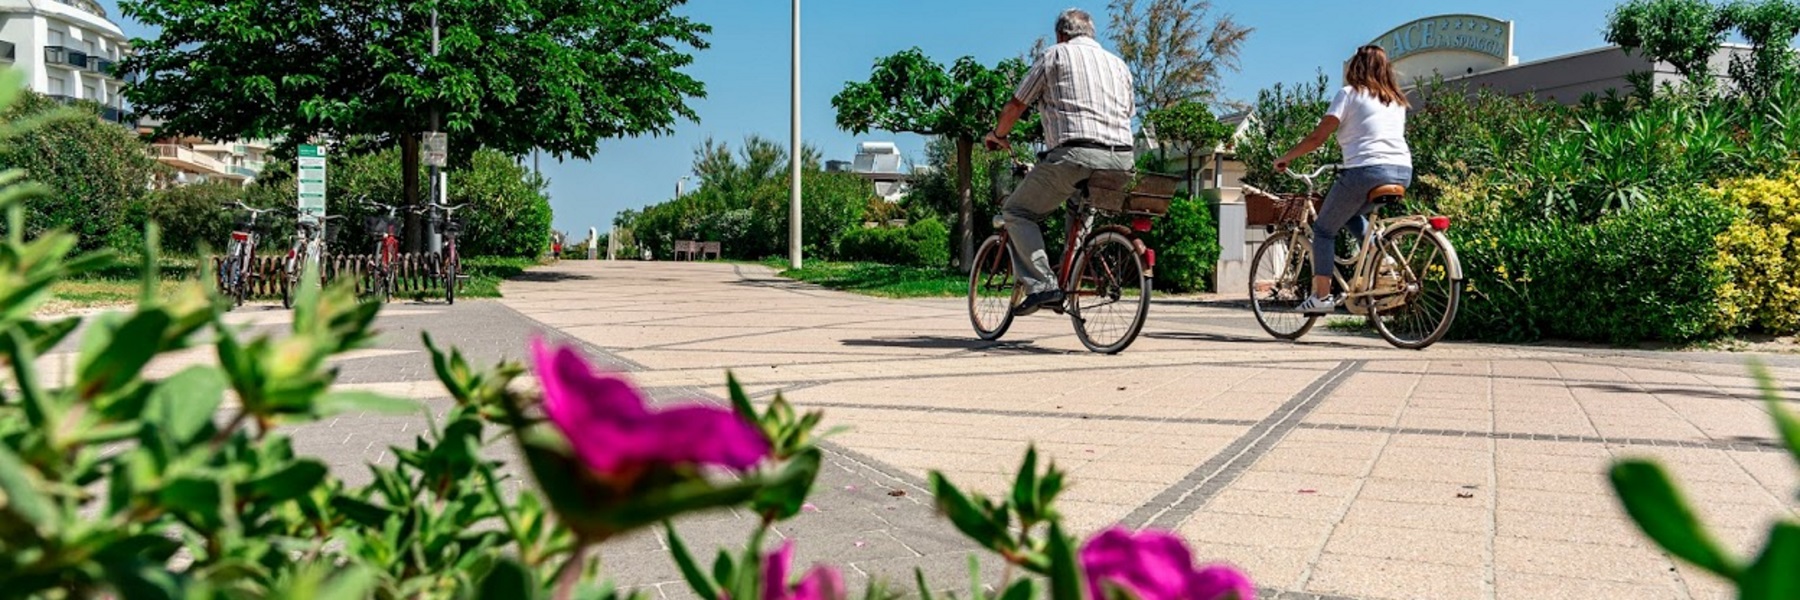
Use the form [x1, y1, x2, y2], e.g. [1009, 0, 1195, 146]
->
[1370, 226, 1461, 349]
[442, 251, 458, 305]
[1249, 229, 1319, 340]
[1069, 232, 1150, 354]
[968, 235, 1019, 340]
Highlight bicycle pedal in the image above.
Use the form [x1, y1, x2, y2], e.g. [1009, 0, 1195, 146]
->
[1049, 304, 1067, 315]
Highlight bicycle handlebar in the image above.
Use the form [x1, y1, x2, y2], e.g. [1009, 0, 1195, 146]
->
[1284, 164, 1339, 180]
[223, 200, 279, 215]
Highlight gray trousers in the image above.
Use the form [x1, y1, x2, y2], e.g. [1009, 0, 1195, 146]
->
[1002, 146, 1135, 294]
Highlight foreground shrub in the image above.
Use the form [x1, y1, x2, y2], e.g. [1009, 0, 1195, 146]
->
[837, 217, 951, 267]
[1712, 167, 1800, 334]
[1452, 188, 1734, 344]
[1145, 190, 1220, 293]
[134, 181, 246, 255]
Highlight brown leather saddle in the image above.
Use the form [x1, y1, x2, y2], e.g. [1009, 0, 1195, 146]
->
[1368, 184, 1406, 205]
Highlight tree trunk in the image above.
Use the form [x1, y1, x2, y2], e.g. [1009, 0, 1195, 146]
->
[1186, 151, 1196, 197]
[401, 134, 422, 254]
[956, 137, 974, 273]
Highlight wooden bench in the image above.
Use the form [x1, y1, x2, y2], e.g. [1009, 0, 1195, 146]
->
[701, 241, 721, 260]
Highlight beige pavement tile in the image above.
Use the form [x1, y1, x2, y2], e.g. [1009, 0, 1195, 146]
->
[1057, 480, 1169, 506]
[1494, 536, 1674, 583]
[1385, 432, 1491, 452]
[1495, 511, 1646, 547]
[1321, 522, 1486, 567]
[1675, 563, 1738, 600]
[1201, 489, 1349, 521]
[1495, 451, 1612, 475]
[1341, 498, 1487, 533]
[1056, 500, 1126, 536]
[1494, 571, 1681, 599]
[1394, 414, 1491, 432]
[1496, 439, 1612, 457]
[1304, 553, 1485, 600]
[1228, 471, 1360, 498]
[1178, 512, 1335, 550]
[1183, 541, 1309, 592]
[1251, 451, 1377, 477]
[1069, 461, 1197, 484]
[1355, 478, 1491, 507]
[1497, 488, 1626, 519]
[1303, 412, 1400, 428]
[1280, 428, 1390, 446]
[1496, 468, 1610, 493]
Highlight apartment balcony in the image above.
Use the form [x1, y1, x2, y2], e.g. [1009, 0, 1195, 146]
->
[152, 144, 231, 177]
[44, 46, 89, 69]
[86, 57, 116, 77]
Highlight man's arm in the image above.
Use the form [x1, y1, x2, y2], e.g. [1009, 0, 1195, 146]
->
[984, 99, 1030, 150]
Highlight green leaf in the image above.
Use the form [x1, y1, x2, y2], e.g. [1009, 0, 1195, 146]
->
[1012, 446, 1040, 521]
[0, 443, 55, 537]
[313, 566, 379, 600]
[476, 559, 540, 600]
[727, 372, 757, 421]
[929, 472, 1007, 546]
[1609, 460, 1740, 578]
[160, 475, 225, 530]
[316, 391, 420, 416]
[76, 309, 173, 398]
[666, 524, 721, 600]
[998, 579, 1037, 600]
[247, 460, 328, 503]
[1045, 522, 1086, 600]
[145, 366, 228, 445]
[1749, 362, 1800, 466]
[914, 567, 935, 600]
[1741, 522, 1800, 600]
[754, 448, 822, 520]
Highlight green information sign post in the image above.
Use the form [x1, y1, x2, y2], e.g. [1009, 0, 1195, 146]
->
[297, 144, 327, 223]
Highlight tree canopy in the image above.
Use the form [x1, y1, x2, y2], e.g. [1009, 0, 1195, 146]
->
[1107, 0, 1252, 114]
[119, 0, 711, 163]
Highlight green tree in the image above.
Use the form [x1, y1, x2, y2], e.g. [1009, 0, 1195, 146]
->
[833, 48, 1027, 271]
[1606, 0, 1734, 86]
[1108, 0, 1253, 114]
[1145, 100, 1234, 191]
[119, 0, 709, 251]
[1237, 73, 1342, 194]
[1726, 0, 1800, 97]
[0, 93, 160, 252]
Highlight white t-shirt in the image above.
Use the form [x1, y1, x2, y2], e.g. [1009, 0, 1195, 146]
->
[1326, 86, 1412, 169]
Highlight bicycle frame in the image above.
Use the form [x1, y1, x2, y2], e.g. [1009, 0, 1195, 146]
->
[1279, 167, 1464, 308]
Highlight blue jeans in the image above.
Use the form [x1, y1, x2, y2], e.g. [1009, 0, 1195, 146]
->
[1312, 164, 1413, 276]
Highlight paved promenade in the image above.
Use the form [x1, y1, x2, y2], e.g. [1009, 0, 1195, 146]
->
[44, 260, 1800, 599]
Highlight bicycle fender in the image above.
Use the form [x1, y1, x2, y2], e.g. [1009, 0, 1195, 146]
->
[1389, 224, 1464, 281]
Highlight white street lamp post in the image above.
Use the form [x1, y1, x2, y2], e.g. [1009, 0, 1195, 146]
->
[788, 0, 802, 269]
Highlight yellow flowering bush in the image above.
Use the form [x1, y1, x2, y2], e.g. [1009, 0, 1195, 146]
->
[1712, 167, 1800, 334]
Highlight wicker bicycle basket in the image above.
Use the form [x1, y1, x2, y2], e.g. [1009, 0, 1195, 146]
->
[1085, 170, 1180, 216]
[1244, 185, 1321, 226]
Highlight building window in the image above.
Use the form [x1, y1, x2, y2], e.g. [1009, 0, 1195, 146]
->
[48, 31, 65, 47]
[47, 76, 67, 96]
[83, 84, 96, 100]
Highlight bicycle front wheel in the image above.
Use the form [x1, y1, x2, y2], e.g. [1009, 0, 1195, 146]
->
[1249, 229, 1319, 340]
[1370, 226, 1461, 349]
[443, 253, 458, 305]
[968, 235, 1018, 340]
[1069, 232, 1150, 354]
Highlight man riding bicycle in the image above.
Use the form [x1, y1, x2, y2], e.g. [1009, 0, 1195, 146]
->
[983, 8, 1135, 317]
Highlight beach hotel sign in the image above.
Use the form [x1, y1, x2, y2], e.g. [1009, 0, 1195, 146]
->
[1368, 14, 1516, 82]
[1372, 14, 1514, 64]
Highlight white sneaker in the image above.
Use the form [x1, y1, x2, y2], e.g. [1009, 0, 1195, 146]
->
[1296, 295, 1337, 315]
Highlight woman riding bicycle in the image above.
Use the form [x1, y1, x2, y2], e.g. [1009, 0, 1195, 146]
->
[1273, 45, 1413, 315]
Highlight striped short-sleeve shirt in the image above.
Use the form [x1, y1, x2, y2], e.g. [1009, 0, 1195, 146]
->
[1012, 36, 1135, 149]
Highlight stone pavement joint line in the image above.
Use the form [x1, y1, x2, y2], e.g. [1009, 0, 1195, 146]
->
[1126, 361, 1365, 530]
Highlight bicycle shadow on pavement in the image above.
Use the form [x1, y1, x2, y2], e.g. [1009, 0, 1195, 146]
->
[1141, 331, 1369, 350]
[509, 271, 600, 283]
[839, 336, 1075, 355]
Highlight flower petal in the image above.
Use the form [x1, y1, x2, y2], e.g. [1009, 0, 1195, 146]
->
[792, 565, 846, 600]
[643, 405, 771, 470]
[763, 541, 795, 600]
[1189, 565, 1256, 600]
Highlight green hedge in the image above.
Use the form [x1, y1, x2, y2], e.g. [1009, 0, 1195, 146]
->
[1145, 190, 1220, 293]
[837, 218, 951, 267]
[1451, 188, 1736, 344]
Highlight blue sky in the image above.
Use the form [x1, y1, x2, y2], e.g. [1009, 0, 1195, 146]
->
[98, 0, 1617, 236]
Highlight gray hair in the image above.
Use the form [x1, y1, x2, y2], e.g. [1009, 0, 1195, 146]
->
[1056, 8, 1095, 39]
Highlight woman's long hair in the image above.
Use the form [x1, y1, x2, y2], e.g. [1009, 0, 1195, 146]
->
[1345, 45, 1409, 108]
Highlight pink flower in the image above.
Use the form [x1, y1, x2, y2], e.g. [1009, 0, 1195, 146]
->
[1080, 528, 1254, 600]
[531, 339, 769, 476]
[762, 541, 845, 600]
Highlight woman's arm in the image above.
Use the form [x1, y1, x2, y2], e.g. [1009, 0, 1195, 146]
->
[1274, 116, 1341, 172]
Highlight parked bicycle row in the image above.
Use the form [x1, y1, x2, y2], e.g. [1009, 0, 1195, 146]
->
[216, 197, 469, 308]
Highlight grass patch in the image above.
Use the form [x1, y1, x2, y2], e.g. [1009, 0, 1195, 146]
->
[457, 256, 537, 299]
[46, 254, 544, 311]
[772, 260, 966, 298]
[1323, 316, 1371, 332]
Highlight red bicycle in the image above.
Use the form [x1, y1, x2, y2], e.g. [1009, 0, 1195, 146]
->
[359, 197, 402, 302]
[966, 162, 1178, 354]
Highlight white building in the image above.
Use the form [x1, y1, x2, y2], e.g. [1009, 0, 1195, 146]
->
[850, 141, 908, 202]
[0, 0, 128, 122]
